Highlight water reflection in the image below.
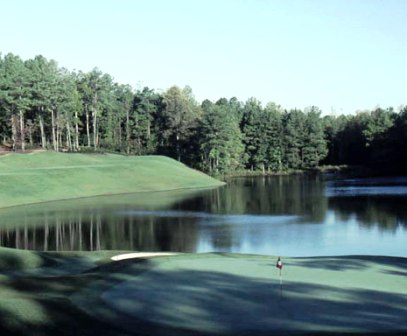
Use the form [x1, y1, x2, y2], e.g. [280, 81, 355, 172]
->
[328, 196, 407, 231]
[0, 176, 406, 256]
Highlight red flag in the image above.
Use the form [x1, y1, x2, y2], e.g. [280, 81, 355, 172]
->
[276, 256, 283, 270]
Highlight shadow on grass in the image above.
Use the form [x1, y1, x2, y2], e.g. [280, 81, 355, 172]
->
[0, 255, 137, 336]
[76, 257, 407, 336]
[0, 256, 406, 336]
[288, 255, 407, 272]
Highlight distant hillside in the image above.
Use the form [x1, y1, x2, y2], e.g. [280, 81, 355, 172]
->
[0, 152, 224, 208]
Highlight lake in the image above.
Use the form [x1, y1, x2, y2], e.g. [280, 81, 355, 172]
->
[0, 176, 406, 257]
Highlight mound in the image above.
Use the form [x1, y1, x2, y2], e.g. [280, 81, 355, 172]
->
[0, 152, 224, 208]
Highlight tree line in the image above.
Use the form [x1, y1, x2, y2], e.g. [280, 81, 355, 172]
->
[1, 52, 406, 174]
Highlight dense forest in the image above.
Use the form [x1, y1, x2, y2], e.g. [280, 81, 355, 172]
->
[1, 52, 406, 175]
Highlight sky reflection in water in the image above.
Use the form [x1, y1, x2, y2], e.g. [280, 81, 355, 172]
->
[0, 176, 406, 257]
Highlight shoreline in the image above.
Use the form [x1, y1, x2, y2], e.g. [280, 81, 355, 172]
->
[0, 184, 224, 211]
[0, 152, 225, 209]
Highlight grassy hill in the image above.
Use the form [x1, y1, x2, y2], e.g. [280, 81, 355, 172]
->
[0, 152, 224, 208]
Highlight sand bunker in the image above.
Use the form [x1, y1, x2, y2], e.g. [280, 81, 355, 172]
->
[111, 252, 178, 261]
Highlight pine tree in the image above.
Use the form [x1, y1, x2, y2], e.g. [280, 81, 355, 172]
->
[161, 86, 200, 162]
[0, 53, 31, 151]
[241, 98, 263, 171]
[132, 87, 161, 155]
[263, 103, 284, 172]
[302, 106, 328, 168]
[283, 109, 306, 169]
[200, 101, 245, 173]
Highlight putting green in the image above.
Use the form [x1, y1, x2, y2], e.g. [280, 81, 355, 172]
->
[73, 254, 407, 335]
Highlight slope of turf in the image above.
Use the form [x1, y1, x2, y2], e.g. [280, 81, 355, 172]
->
[0, 247, 130, 336]
[0, 249, 406, 335]
[0, 152, 224, 208]
[77, 253, 407, 335]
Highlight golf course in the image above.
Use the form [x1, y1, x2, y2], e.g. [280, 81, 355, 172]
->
[0, 152, 406, 335]
[0, 249, 406, 335]
[0, 152, 224, 209]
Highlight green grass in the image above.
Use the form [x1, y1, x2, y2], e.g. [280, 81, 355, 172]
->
[79, 253, 407, 335]
[0, 152, 224, 208]
[0, 250, 406, 335]
[0, 247, 45, 271]
[0, 247, 130, 336]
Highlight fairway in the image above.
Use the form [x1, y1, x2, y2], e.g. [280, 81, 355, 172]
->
[0, 152, 224, 208]
[74, 253, 407, 335]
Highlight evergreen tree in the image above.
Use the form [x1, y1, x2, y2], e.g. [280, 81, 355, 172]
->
[241, 98, 263, 170]
[132, 87, 162, 155]
[362, 107, 395, 147]
[263, 102, 284, 172]
[25, 55, 59, 149]
[0, 53, 31, 151]
[111, 84, 133, 153]
[1, 50, 407, 175]
[302, 106, 328, 168]
[161, 86, 200, 162]
[283, 109, 306, 169]
[77, 69, 113, 150]
[200, 101, 245, 173]
[54, 69, 81, 151]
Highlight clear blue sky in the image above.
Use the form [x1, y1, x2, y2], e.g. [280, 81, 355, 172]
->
[1, 0, 406, 114]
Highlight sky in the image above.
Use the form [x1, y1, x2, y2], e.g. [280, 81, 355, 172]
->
[1, 0, 406, 114]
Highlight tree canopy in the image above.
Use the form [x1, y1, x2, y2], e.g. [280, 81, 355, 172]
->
[1, 52, 406, 175]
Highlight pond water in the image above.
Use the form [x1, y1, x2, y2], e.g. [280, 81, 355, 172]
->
[0, 176, 406, 257]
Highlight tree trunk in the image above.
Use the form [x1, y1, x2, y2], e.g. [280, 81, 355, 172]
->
[24, 225, 28, 249]
[56, 222, 59, 251]
[126, 108, 130, 154]
[75, 110, 80, 151]
[28, 123, 33, 147]
[118, 125, 122, 151]
[66, 121, 72, 150]
[92, 107, 97, 150]
[90, 215, 93, 251]
[44, 221, 49, 251]
[96, 215, 101, 250]
[92, 94, 98, 150]
[11, 115, 17, 151]
[16, 229, 20, 249]
[39, 108, 46, 148]
[19, 109, 25, 151]
[56, 117, 60, 152]
[51, 109, 57, 151]
[79, 215, 82, 251]
[86, 108, 91, 147]
[176, 134, 180, 161]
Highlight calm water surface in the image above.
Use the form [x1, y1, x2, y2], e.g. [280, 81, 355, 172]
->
[0, 176, 406, 257]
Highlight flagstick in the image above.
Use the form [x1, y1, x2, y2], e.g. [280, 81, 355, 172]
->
[279, 268, 283, 298]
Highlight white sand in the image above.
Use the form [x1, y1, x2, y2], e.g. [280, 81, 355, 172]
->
[111, 252, 178, 261]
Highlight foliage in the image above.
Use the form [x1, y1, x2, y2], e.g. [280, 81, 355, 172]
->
[0, 51, 406, 175]
[199, 101, 245, 173]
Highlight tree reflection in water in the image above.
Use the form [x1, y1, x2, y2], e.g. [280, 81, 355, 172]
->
[0, 176, 406, 255]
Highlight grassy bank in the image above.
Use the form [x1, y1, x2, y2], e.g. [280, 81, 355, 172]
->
[0, 249, 406, 335]
[0, 152, 224, 208]
[215, 165, 350, 178]
[220, 165, 400, 179]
